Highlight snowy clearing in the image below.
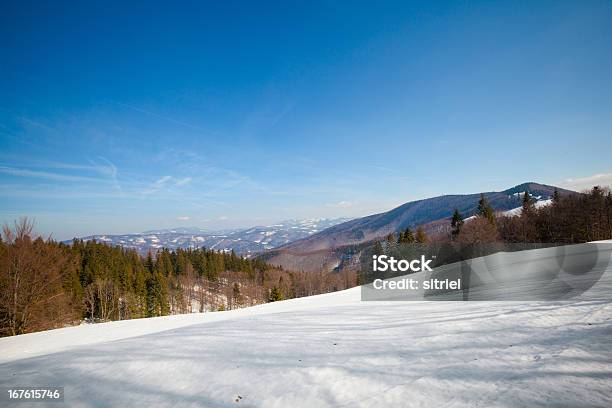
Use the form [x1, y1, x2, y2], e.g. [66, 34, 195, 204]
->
[1, 243, 612, 407]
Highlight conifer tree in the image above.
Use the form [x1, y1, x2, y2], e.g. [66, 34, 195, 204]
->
[553, 188, 560, 204]
[522, 190, 535, 216]
[145, 252, 154, 274]
[451, 209, 464, 239]
[398, 227, 415, 244]
[133, 266, 148, 318]
[518, 191, 537, 242]
[477, 194, 496, 225]
[146, 266, 170, 317]
[268, 286, 284, 302]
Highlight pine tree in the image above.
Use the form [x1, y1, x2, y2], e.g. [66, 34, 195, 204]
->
[145, 252, 154, 273]
[522, 190, 535, 216]
[451, 209, 464, 239]
[133, 265, 148, 318]
[552, 188, 560, 204]
[397, 227, 415, 244]
[519, 191, 537, 243]
[268, 286, 284, 302]
[146, 266, 170, 317]
[477, 193, 496, 225]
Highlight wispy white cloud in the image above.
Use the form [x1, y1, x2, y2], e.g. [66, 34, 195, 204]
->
[557, 172, 612, 192]
[155, 148, 264, 192]
[154, 175, 172, 185]
[326, 200, 354, 209]
[116, 102, 216, 135]
[142, 175, 194, 195]
[177, 216, 190, 221]
[175, 177, 192, 186]
[18, 116, 55, 132]
[0, 158, 123, 193]
[95, 157, 121, 192]
[0, 165, 105, 183]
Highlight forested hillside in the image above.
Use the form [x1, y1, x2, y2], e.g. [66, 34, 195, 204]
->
[366, 186, 612, 255]
[449, 186, 612, 245]
[0, 221, 357, 337]
[2, 187, 610, 338]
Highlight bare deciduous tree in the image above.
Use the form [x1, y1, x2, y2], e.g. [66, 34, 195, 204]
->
[95, 279, 116, 321]
[83, 284, 96, 320]
[0, 218, 71, 335]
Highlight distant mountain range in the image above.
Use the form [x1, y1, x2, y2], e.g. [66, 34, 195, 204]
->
[70, 182, 576, 270]
[67, 218, 351, 256]
[262, 182, 576, 272]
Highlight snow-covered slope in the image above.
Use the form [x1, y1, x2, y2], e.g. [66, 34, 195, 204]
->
[1, 243, 612, 407]
[459, 198, 554, 222]
[503, 198, 553, 217]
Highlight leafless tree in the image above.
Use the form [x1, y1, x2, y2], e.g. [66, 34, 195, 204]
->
[0, 218, 71, 335]
[457, 217, 500, 245]
[95, 279, 116, 321]
[83, 284, 96, 320]
[180, 261, 196, 313]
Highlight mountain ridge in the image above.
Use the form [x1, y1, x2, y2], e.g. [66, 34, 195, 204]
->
[276, 182, 574, 253]
[66, 218, 351, 257]
[260, 182, 576, 271]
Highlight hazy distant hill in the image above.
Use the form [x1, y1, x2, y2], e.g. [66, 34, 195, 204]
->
[68, 218, 350, 256]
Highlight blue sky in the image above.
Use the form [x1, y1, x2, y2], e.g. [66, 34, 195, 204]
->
[1, 0, 611, 240]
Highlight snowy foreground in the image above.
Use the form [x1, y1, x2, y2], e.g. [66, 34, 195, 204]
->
[2, 244, 612, 407]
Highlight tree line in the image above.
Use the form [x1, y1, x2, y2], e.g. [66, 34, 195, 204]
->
[362, 186, 612, 284]
[0, 218, 357, 337]
[445, 186, 612, 245]
[378, 186, 612, 247]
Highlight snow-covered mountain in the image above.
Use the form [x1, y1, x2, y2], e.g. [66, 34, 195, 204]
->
[264, 182, 575, 272]
[68, 218, 351, 256]
[275, 183, 572, 255]
[2, 242, 611, 407]
[502, 198, 553, 217]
